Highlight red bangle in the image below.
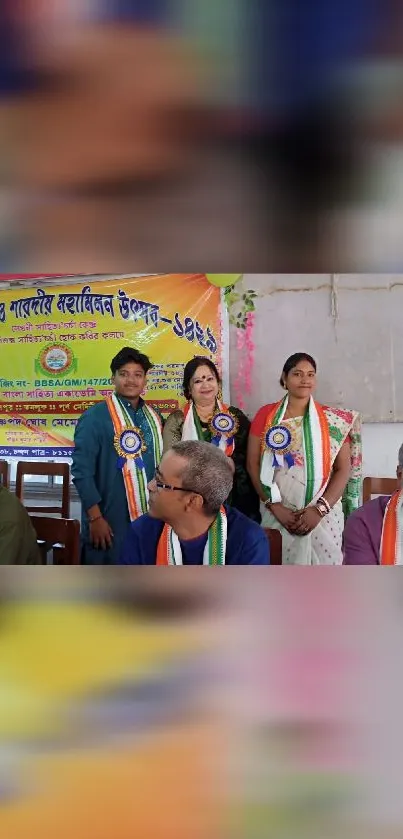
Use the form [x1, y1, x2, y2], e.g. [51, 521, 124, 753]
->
[89, 515, 103, 523]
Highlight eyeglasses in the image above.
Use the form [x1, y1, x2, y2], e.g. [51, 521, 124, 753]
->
[152, 468, 203, 499]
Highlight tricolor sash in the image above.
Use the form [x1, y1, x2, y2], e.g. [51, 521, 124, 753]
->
[260, 396, 331, 505]
[106, 394, 163, 521]
[260, 396, 360, 511]
[156, 506, 227, 565]
[380, 490, 403, 564]
[182, 401, 237, 456]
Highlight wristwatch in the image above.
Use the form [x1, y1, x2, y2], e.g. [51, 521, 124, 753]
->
[315, 498, 330, 518]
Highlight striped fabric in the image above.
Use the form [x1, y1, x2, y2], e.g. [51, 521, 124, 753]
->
[106, 394, 162, 520]
[380, 490, 403, 564]
[182, 401, 235, 456]
[156, 506, 227, 565]
[260, 396, 358, 510]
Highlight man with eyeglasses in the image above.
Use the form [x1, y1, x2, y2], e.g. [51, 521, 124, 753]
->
[118, 440, 269, 564]
[72, 346, 163, 564]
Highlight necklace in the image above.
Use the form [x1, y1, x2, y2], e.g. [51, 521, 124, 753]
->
[196, 407, 215, 423]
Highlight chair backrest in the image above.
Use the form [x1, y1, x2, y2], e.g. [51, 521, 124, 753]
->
[362, 476, 399, 504]
[16, 461, 70, 517]
[0, 459, 10, 489]
[30, 515, 80, 564]
[264, 528, 282, 565]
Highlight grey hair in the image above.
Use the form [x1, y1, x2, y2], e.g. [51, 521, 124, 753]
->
[170, 440, 234, 516]
[399, 444, 403, 469]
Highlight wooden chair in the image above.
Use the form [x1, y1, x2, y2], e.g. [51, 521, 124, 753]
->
[362, 476, 398, 504]
[30, 515, 80, 564]
[264, 528, 282, 565]
[16, 461, 70, 517]
[0, 460, 10, 489]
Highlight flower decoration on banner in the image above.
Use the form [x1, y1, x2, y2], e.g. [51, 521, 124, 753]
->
[244, 310, 255, 396]
[205, 275, 258, 410]
[217, 277, 258, 410]
[234, 327, 246, 410]
[223, 282, 258, 330]
[234, 312, 255, 408]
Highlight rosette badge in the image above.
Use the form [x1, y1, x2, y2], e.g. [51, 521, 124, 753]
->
[114, 427, 146, 470]
[265, 425, 295, 469]
[209, 411, 238, 445]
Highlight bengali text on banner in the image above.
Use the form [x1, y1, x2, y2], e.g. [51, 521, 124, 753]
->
[0, 274, 226, 458]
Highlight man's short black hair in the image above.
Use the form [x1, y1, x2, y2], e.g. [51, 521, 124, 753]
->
[110, 347, 153, 375]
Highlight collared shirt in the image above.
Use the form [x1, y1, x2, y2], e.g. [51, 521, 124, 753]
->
[117, 505, 270, 565]
[0, 486, 40, 564]
[342, 496, 389, 565]
[72, 397, 162, 564]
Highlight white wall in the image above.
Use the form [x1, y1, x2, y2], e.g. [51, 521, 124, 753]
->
[228, 274, 403, 479]
[361, 423, 403, 478]
[228, 273, 403, 422]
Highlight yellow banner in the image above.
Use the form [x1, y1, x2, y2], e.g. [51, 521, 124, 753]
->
[0, 274, 224, 458]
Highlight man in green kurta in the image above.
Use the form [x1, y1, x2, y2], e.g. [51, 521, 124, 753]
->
[72, 347, 163, 564]
[0, 486, 40, 563]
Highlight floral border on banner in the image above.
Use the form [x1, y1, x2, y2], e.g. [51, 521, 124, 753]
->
[205, 275, 258, 412]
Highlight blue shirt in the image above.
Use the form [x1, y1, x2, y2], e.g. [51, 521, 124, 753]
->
[118, 505, 270, 565]
[72, 398, 161, 564]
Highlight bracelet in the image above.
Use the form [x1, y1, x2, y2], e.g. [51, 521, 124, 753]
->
[89, 514, 103, 523]
[317, 496, 331, 513]
[264, 499, 272, 509]
[315, 498, 330, 518]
